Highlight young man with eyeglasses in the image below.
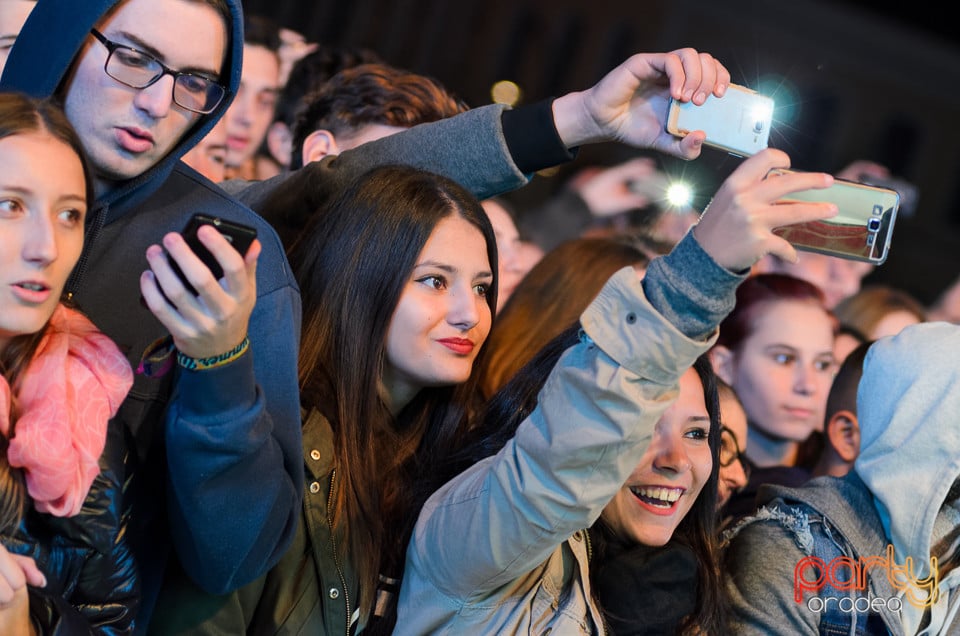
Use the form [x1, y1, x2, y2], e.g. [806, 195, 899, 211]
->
[1, 1, 304, 632]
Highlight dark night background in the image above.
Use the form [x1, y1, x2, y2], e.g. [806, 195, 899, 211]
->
[244, 0, 960, 306]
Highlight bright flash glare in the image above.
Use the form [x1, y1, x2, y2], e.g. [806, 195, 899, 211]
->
[750, 100, 774, 129]
[666, 182, 693, 208]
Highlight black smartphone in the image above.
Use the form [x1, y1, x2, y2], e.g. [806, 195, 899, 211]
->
[768, 169, 900, 265]
[167, 214, 258, 295]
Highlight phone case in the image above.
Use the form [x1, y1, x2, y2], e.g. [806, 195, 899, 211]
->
[171, 214, 258, 294]
[769, 169, 900, 265]
[666, 83, 773, 157]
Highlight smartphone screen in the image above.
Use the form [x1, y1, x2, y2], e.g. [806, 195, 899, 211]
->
[666, 84, 774, 157]
[769, 170, 900, 264]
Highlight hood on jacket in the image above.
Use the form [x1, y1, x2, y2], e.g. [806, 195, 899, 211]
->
[854, 321, 960, 585]
[0, 0, 243, 208]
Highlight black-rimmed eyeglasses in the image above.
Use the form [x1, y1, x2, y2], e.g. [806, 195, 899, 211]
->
[719, 426, 750, 479]
[89, 29, 226, 114]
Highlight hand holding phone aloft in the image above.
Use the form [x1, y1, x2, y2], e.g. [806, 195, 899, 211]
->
[691, 148, 837, 273]
[666, 83, 774, 157]
[768, 169, 900, 265]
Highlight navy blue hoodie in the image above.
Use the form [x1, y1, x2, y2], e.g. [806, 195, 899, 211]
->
[2, 0, 303, 630]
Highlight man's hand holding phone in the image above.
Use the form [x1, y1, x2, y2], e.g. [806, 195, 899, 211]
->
[140, 215, 261, 360]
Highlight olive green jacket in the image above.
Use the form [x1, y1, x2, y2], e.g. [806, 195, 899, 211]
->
[151, 409, 358, 635]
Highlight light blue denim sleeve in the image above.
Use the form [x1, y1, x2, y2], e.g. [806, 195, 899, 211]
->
[642, 230, 747, 341]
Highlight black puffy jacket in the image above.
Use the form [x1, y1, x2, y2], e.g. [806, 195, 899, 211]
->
[3, 420, 139, 634]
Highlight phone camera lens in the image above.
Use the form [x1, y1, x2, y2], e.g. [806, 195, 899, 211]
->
[868, 218, 881, 232]
[753, 120, 764, 133]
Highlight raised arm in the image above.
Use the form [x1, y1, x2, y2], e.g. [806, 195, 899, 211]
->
[399, 148, 838, 617]
[239, 48, 731, 245]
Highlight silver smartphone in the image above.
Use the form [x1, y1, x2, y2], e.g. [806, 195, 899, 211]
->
[768, 169, 900, 265]
[666, 83, 774, 157]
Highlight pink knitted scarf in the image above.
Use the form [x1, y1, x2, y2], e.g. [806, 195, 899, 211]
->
[0, 304, 133, 517]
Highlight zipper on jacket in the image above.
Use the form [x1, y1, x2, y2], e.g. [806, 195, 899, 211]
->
[65, 203, 107, 301]
[325, 469, 353, 635]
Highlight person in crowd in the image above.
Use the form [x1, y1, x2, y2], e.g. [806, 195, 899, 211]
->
[717, 379, 749, 513]
[458, 224, 719, 633]
[483, 333, 731, 635]
[480, 197, 529, 313]
[480, 196, 528, 312]
[833, 322, 867, 365]
[222, 13, 281, 181]
[263, 61, 468, 248]
[476, 235, 650, 398]
[394, 146, 840, 634]
[0, 92, 136, 633]
[2, 1, 304, 631]
[709, 273, 838, 526]
[809, 339, 871, 479]
[0, 0, 33, 75]
[467, 220, 730, 632]
[252, 44, 383, 180]
[833, 283, 927, 341]
[723, 322, 960, 634]
[225, 44, 740, 238]
[288, 62, 469, 169]
[181, 117, 227, 182]
[590, 354, 727, 634]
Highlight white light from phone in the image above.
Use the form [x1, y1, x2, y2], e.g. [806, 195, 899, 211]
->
[750, 101, 774, 132]
[666, 182, 693, 208]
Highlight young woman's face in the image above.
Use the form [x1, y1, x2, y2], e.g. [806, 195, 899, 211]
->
[0, 131, 86, 352]
[725, 300, 835, 442]
[382, 214, 493, 406]
[600, 368, 713, 547]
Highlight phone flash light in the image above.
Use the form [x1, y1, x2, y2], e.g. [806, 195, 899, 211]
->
[750, 102, 774, 133]
[665, 182, 693, 208]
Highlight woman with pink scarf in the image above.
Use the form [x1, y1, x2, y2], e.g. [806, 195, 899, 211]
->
[0, 93, 135, 635]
